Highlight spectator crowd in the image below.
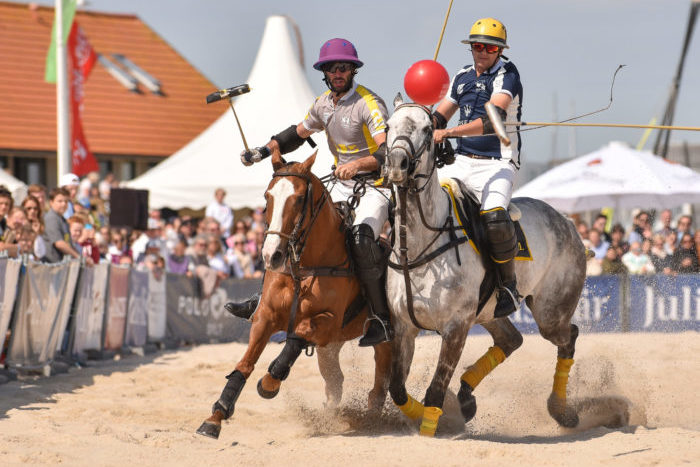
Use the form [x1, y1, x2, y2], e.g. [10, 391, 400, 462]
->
[579, 210, 700, 276]
[1, 173, 698, 279]
[0, 173, 265, 283]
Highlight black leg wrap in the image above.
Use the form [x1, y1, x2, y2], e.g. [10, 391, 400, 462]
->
[212, 370, 246, 420]
[458, 380, 478, 423]
[267, 337, 307, 381]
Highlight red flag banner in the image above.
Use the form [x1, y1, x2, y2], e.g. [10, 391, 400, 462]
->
[67, 23, 98, 176]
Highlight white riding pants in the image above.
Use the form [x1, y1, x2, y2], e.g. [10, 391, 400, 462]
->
[330, 180, 391, 239]
[438, 156, 518, 211]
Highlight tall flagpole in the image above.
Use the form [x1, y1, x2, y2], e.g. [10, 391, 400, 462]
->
[56, 0, 71, 181]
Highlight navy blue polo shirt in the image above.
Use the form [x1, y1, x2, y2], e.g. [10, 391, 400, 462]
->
[447, 58, 523, 165]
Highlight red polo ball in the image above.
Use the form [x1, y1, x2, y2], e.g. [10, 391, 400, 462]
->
[403, 60, 450, 106]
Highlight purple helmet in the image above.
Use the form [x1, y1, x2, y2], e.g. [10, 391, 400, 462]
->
[313, 38, 363, 71]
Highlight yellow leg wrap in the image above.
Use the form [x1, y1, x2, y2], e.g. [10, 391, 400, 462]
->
[552, 358, 574, 400]
[460, 346, 506, 389]
[397, 394, 425, 420]
[419, 406, 443, 437]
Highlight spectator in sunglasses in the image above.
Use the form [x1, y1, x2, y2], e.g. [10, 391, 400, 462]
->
[433, 17, 524, 318]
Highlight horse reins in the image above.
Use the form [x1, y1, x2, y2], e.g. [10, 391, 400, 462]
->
[265, 169, 353, 341]
[387, 104, 471, 330]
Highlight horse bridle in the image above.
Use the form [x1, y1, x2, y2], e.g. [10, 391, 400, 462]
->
[264, 168, 353, 341]
[388, 104, 470, 331]
[388, 103, 437, 194]
[265, 170, 319, 264]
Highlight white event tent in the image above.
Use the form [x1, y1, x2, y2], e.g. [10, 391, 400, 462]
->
[514, 141, 700, 213]
[0, 170, 27, 203]
[126, 16, 334, 209]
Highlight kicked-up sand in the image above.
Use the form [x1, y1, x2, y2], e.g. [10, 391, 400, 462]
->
[0, 331, 698, 466]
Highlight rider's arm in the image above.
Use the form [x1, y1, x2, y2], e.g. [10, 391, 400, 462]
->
[434, 93, 512, 143]
[267, 123, 313, 154]
[334, 132, 386, 180]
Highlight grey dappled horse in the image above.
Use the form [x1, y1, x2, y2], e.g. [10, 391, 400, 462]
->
[383, 94, 586, 436]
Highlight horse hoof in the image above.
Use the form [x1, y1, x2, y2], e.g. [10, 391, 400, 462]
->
[547, 394, 579, 428]
[196, 421, 221, 439]
[458, 380, 477, 423]
[257, 378, 280, 399]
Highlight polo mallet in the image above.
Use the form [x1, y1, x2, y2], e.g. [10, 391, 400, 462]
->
[206, 84, 251, 150]
[485, 102, 511, 147]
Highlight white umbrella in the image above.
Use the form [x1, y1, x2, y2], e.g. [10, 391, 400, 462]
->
[514, 141, 700, 213]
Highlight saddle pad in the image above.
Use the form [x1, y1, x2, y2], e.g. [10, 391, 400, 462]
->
[440, 179, 533, 261]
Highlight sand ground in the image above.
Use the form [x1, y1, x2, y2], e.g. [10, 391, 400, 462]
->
[1, 332, 698, 466]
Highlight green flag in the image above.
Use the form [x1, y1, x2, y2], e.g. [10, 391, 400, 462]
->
[44, 0, 78, 83]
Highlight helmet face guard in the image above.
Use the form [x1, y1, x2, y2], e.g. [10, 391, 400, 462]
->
[313, 38, 364, 71]
[461, 17, 509, 49]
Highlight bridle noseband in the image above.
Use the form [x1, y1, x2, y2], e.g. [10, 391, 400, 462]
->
[265, 170, 319, 264]
[388, 103, 436, 193]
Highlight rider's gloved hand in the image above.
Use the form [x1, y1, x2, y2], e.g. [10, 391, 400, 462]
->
[240, 146, 271, 166]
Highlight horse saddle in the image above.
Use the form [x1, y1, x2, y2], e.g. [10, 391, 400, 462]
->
[440, 178, 533, 315]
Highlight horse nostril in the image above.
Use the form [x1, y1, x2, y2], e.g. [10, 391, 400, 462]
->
[271, 250, 283, 265]
[400, 158, 408, 170]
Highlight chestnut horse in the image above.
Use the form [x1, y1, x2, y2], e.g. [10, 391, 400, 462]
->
[197, 150, 391, 439]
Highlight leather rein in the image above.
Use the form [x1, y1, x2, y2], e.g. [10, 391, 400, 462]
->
[386, 103, 470, 330]
[265, 169, 353, 339]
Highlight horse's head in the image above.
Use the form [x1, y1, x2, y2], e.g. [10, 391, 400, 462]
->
[385, 93, 435, 186]
[261, 150, 318, 271]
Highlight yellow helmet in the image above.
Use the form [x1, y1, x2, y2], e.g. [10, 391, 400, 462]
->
[461, 17, 509, 49]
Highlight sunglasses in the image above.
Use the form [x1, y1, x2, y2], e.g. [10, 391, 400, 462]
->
[323, 62, 353, 74]
[471, 43, 500, 54]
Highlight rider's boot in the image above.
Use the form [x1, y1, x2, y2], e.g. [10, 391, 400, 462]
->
[494, 259, 521, 318]
[481, 207, 521, 318]
[349, 224, 394, 347]
[224, 293, 261, 321]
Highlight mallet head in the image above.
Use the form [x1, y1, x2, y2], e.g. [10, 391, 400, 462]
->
[206, 84, 251, 104]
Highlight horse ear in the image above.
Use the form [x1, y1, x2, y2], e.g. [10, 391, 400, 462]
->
[271, 147, 284, 171]
[299, 150, 318, 173]
[393, 92, 404, 108]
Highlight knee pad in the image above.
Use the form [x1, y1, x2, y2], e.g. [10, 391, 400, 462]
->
[481, 207, 517, 262]
[267, 337, 306, 381]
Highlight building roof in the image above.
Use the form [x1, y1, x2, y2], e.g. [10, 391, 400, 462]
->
[0, 1, 221, 157]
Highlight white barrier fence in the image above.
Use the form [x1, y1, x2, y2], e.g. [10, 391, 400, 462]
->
[0, 258, 259, 374]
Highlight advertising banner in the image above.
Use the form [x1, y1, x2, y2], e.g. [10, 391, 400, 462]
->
[166, 275, 258, 343]
[629, 274, 700, 332]
[125, 269, 148, 347]
[51, 260, 80, 355]
[472, 275, 622, 335]
[71, 263, 109, 357]
[7, 261, 77, 369]
[0, 258, 22, 346]
[103, 265, 129, 350]
[147, 269, 167, 342]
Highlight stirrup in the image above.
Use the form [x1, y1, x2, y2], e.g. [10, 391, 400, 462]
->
[358, 316, 394, 347]
[494, 285, 521, 318]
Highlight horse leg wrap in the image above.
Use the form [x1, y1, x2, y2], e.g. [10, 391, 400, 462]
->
[396, 394, 425, 420]
[212, 370, 246, 419]
[460, 346, 506, 390]
[419, 406, 443, 437]
[552, 357, 574, 400]
[268, 337, 306, 381]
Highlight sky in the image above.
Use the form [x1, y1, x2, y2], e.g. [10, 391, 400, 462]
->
[15, 0, 700, 169]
